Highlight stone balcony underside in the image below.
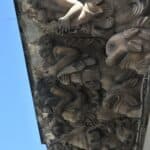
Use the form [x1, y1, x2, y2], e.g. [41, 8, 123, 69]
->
[14, 0, 150, 150]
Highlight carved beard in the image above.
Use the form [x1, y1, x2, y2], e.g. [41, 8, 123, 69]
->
[119, 52, 148, 74]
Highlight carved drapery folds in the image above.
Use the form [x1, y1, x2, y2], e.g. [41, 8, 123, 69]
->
[15, 0, 150, 150]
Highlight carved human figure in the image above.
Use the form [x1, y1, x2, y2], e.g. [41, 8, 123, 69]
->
[50, 84, 99, 128]
[115, 119, 136, 146]
[57, 0, 150, 34]
[43, 46, 79, 77]
[45, 43, 102, 78]
[61, 91, 85, 124]
[86, 127, 103, 150]
[27, 0, 84, 21]
[113, 0, 150, 31]
[50, 85, 73, 116]
[102, 71, 142, 118]
[51, 127, 88, 149]
[50, 85, 89, 124]
[57, 62, 102, 107]
[59, 0, 104, 26]
[56, 0, 114, 35]
[86, 122, 128, 150]
[38, 32, 104, 79]
[16, 0, 150, 150]
[26, 0, 150, 37]
[106, 27, 150, 74]
[50, 116, 72, 138]
[51, 122, 126, 150]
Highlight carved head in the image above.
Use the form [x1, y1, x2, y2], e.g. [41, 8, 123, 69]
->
[87, 128, 103, 150]
[103, 87, 141, 118]
[51, 117, 71, 137]
[106, 28, 139, 66]
[82, 69, 101, 90]
[116, 121, 135, 144]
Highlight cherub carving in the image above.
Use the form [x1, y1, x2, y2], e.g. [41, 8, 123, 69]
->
[27, 0, 84, 22]
[57, 59, 102, 109]
[87, 120, 137, 150]
[106, 27, 150, 74]
[58, 0, 104, 25]
[56, 0, 150, 35]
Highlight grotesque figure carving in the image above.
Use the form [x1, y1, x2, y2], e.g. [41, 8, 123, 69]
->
[106, 27, 150, 74]
[55, 0, 150, 35]
[115, 119, 136, 146]
[103, 71, 142, 118]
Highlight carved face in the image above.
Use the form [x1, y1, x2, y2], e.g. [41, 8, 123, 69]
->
[103, 89, 141, 118]
[51, 120, 66, 137]
[82, 69, 101, 90]
[87, 128, 102, 150]
[116, 124, 135, 144]
[106, 28, 150, 73]
[51, 117, 71, 137]
[106, 33, 128, 66]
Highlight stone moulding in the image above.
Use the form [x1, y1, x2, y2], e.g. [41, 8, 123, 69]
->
[14, 0, 150, 150]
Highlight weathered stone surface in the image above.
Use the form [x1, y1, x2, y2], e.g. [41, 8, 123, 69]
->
[14, 0, 150, 150]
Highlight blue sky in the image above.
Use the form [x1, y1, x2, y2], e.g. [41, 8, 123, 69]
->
[0, 1, 46, 150]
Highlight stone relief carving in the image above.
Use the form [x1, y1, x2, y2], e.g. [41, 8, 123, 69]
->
[15, 0, 150, 150]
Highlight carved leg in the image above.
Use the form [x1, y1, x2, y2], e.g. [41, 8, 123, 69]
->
[46, 46, 79, 76]
[50, 86, 73, 115]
